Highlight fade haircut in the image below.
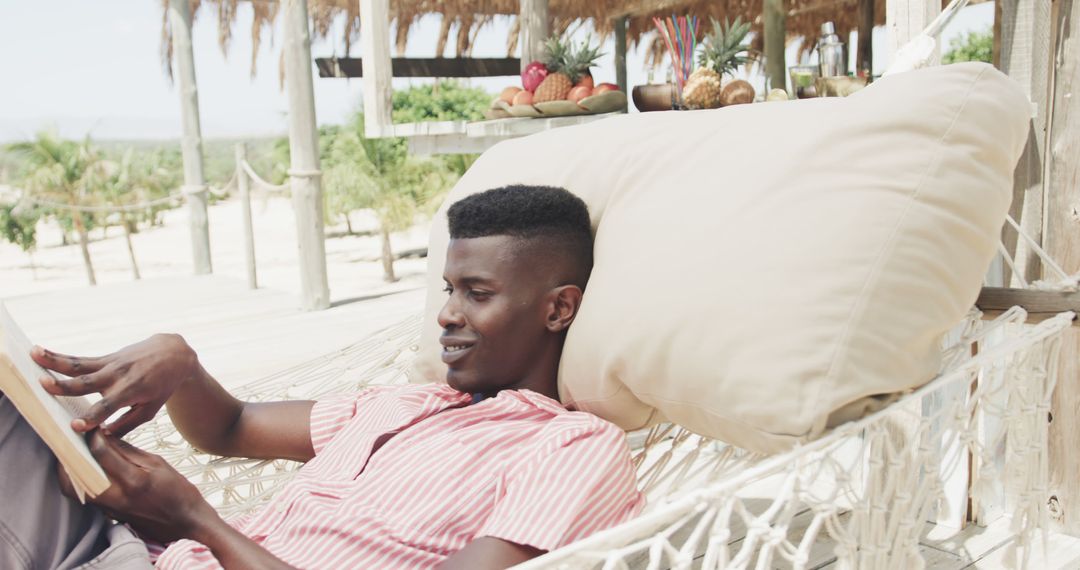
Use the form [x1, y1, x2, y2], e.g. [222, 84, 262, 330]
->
[447, 185, 593, 288]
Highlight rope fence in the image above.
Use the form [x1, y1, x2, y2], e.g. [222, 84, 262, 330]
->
[3, 145, 319, 293]
[4, 157, 293, 215]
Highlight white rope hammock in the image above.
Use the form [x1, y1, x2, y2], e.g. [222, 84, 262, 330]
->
[125, 220, 1075, 568]
[117, 7, 1069, 567]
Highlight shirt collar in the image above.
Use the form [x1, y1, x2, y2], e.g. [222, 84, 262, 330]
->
[493, 388, 568, 416]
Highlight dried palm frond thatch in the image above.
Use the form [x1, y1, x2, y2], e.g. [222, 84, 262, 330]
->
[159, 0, 981, 79]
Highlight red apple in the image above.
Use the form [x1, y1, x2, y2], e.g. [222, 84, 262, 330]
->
[521, 61, 549, 93]
[512, 90, 534, 106]
[593, 83, 620, 94]
[575, 75, 595, 90]
[567, 85, 592, 103]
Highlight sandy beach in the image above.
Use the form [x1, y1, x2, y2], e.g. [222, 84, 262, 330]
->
[0, 195, 432, 302]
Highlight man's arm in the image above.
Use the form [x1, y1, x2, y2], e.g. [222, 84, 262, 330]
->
[165, 363, 314, 461]
[59, 430, 299, 570]
[435, 537, 544, 570]
[33, 335, 315, 462]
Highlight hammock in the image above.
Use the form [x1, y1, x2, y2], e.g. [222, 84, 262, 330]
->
[127, 4, 1069, 565]
[127, 212, 1075, 568]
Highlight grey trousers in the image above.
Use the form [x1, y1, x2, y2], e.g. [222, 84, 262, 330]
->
[0, 395, 153, 570]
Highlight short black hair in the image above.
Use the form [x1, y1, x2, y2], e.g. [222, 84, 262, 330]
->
[447, 185, 593, 288]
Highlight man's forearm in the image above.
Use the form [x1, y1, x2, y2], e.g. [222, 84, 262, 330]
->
[189, 510, 298, 570]
[165, 361, 245, 455]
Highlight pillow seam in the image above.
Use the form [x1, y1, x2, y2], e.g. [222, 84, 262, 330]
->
[808, 66, 991, 438]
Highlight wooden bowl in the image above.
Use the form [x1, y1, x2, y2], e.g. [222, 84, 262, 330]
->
[632, 83, 675, 112]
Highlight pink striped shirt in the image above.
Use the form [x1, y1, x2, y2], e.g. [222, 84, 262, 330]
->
[153, 384, 644, 568]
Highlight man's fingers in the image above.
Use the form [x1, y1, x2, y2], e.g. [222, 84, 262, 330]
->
[75, 396, 122, 433]
[88, 431, 139, 485]
[105, 406, 157, 438]
[40, 368, 110, 398]
[31, 346, 105, 376]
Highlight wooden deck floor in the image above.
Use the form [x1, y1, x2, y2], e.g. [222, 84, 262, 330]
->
[6, 275, 1080, 568]
[3, 274, 425, 389]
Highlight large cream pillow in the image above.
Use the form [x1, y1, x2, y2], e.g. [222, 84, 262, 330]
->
[413, 63, 1030, 453]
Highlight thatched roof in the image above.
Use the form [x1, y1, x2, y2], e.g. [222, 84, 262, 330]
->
[162, 0, 973, 77]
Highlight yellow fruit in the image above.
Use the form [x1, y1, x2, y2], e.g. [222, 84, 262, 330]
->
[683, 68, 723, 109]
[766, 88, 789, 102]
[534, 73, 573, 103]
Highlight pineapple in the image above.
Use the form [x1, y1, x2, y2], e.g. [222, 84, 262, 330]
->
[683, 69, 723, 109]
[534, 35, 605, 103]
[683, 17, 753, 109]
[699, 17, 752, 77]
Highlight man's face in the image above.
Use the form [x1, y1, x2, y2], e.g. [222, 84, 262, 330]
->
[438, 236, 553, 395]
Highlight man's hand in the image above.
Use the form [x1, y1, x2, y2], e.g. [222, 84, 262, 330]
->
[33, 334, 197, 436]
[58, 430, 218, 544]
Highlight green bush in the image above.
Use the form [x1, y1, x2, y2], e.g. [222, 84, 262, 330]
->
[943, 28, 993, 65]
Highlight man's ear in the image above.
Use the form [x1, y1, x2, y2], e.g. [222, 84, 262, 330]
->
[545, 285, 584, 333]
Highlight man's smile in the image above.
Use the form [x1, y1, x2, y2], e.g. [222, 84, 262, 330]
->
[440, 337, 476, 365]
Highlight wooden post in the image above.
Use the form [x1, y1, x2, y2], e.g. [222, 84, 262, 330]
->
[284, 0, 329, 310]
[614, 16, 628, 111]
[998, 0, 1054, 287]
[857, 0, 875, 76]
[360, 0, 393, 139]
[764, 0, 787, 91]
[1046, 0, 1079, 536]
[885, 0, 941, 65]
[520, 0, 550, 71]
[167, 0, 212, 275]
[234, 143, 257, 290]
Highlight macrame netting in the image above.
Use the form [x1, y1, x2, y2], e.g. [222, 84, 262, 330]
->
[127, 242, 1074, 570]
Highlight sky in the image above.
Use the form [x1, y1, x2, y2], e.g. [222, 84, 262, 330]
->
[0, 1, 994, 143]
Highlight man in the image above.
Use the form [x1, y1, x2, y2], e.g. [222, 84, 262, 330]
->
[0, 185, 644, 569]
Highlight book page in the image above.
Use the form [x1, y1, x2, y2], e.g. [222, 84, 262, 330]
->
[0, 303, 109, 498]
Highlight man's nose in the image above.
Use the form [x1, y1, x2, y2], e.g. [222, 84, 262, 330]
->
[437, 296, 464, 329]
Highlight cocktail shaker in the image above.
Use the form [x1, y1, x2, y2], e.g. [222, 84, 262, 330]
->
[818, 22, 846, 77]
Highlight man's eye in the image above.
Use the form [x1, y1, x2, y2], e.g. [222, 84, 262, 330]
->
[442, 285, 453, 295]
[468, 290, 491, 300]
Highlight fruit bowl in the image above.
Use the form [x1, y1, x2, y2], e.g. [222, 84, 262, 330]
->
[487, 90, 626, 120]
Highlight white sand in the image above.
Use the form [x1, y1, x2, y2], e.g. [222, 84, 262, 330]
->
[0, 196, 432, 303]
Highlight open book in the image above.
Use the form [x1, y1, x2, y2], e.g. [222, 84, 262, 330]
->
[0, 303, 109, 502]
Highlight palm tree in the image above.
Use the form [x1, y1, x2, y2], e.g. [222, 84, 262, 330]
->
[320, 118, 452, 282]
[351, 116, 450, 282]
[87, 149, 142, 280]
[9, 132, 102, 286]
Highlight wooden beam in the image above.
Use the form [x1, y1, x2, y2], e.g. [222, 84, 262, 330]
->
[614, 16, 628, 111]
[857, 0, 875, 76]
[764, 0, 787, 91]
[520, 0, 549, 71]
[886, 0, 941, 65]
[1045, 0, 1080, 536]
[315, 57, 521, 78]
[997, 0, 1054, 287]
[607, 0, 684, 19]
[360, 0, 393, 139]
[284, 0, 329, 310]
[975, 287, 1080, 323]
[167, 0, 212, 275]
[407, 134, 508, 156]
